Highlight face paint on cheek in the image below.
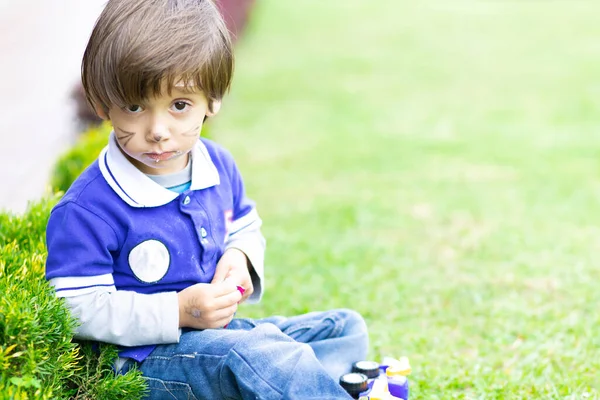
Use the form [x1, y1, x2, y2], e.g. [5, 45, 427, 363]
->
[115, 127, 136, 148]
[180, 125, 202, 137]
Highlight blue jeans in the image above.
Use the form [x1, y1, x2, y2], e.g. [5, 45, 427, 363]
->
[120, 309, 368, 399]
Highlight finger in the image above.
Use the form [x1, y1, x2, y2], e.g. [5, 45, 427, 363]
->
[209, 302, 238, 321]
[211, 279, 240, 296]
[238, 276, 252, 296]
[238, 281, 253, 301]
[211, 263, 230, 284]
[211, 287, 243, 309]
[213, 313, 236, 329]
[205, 305, 237, 329]
[222, 273, 243, 287]
[241, 286, 253, 301]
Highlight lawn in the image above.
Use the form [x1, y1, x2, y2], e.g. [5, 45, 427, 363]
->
[212, 0, 600, 398]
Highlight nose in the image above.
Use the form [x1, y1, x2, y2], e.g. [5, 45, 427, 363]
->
[146, 114, 170, 142]
[150, 133, 164, 142]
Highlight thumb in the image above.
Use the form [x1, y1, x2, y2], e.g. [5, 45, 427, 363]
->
[211, 259, 230, 284]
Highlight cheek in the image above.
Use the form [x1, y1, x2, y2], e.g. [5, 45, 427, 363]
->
[174, 114, 204, 136]
[178, 123, 202, 137]
[111, 115, 142, 133]
[181, 135, 200, 150]
[115, 138, 140, 157]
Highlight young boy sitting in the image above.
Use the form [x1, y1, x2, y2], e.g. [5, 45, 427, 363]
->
[44, 0, 368, 398]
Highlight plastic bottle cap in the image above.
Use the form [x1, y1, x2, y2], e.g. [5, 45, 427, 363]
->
[352, 360, 380, 379]
[339, 373, 368, 398]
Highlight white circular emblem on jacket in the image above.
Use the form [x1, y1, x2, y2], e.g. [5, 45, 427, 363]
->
[128, 240, 170, 283]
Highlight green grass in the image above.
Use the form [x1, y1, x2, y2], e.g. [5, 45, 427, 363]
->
[212, 1, 600, 398]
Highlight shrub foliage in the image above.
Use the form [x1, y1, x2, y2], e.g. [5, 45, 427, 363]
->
[50, 123, 111, 194]
[1, 171, 146, 399]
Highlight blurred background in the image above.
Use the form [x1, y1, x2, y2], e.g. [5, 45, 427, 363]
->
[0, 0, 106, 213]
[2, 0, 600, 397]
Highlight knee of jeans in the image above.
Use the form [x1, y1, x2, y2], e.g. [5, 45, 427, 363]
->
[232, 323, 314, 359]
[338, 309, 369, 357]
[337, 309, 368, 336]
[222, 325, 321, 399]
[237, 322, 292, 347]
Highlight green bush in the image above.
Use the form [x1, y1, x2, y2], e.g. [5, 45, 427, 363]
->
[50, 123, 111, 194]
[0, 197, 147, 399]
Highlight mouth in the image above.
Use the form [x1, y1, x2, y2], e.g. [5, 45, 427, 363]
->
[145, 151, 181, 162]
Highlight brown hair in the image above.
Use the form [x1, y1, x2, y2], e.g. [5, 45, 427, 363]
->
[82, 0, 233, 114]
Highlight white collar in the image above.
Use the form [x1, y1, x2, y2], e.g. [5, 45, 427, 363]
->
[98, 131, 220, 207]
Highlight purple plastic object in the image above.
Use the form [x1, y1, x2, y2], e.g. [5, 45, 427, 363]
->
[360, 365, 410, 400]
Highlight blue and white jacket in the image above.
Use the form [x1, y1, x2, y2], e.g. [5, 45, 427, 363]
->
[45, 133, 265, 361]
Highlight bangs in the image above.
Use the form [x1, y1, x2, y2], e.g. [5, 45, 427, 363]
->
[105, 51, 232, 111]
[82, 0, 233, 113]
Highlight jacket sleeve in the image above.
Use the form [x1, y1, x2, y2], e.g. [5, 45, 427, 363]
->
[63, 289, 180, 346]
[45, 202, 180, 345]
[224, 161, 266, 303]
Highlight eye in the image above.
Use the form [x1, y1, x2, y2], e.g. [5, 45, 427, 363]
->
[125, 105, 144, 113]
[171, 101, 191, 112]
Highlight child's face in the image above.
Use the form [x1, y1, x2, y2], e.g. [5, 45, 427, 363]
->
[99, 82, 219, 175]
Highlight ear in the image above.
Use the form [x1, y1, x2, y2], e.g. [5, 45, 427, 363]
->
[94, 105, 110, 120]
[206, 100, 221, 117]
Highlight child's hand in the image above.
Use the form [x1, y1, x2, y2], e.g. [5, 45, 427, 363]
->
[177, 281, 242, 329]
[211, 248, 254, 303]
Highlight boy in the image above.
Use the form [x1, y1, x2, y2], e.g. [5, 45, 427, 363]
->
[45, 0, 368, 398]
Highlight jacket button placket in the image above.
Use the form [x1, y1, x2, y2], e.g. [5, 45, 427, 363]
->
[180, 193, 214, 265]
